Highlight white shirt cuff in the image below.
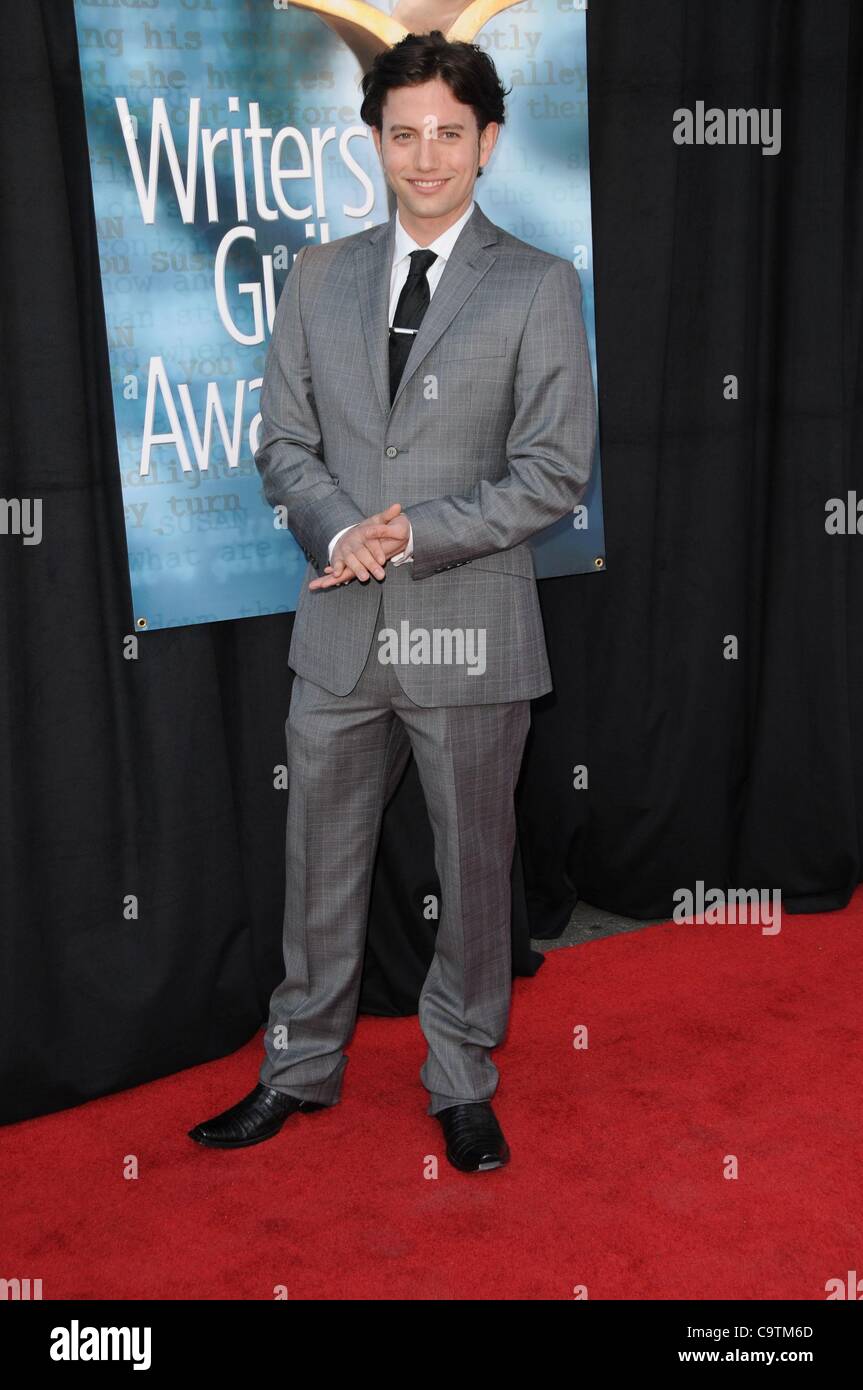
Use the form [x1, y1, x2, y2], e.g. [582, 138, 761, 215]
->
[328, 522, 413, 565]
[389, 522, 414, 566]
[327, 526, 353, 562]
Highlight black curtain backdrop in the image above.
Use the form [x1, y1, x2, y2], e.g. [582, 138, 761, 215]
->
[1, 1, 860, 1125]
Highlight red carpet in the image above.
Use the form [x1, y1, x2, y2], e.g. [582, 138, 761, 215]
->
[2, 892, 861, 1300]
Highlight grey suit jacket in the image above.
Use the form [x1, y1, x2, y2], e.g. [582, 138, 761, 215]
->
[254, 201, 597, 706]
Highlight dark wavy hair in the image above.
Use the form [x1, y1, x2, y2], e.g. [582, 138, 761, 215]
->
[360, 30, 509, 177]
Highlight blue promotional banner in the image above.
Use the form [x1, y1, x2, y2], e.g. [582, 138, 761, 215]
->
[72, 0, 602, 632]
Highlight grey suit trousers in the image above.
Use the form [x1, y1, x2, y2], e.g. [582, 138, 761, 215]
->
[258, 585, 531, 1116]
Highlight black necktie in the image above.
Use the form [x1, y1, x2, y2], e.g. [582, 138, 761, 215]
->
[389, 248, 438, 405]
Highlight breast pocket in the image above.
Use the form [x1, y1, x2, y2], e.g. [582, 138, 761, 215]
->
[444, 334, 507, 362]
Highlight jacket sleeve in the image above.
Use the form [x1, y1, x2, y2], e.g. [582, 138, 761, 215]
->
[403, 258, 597, 580]
[254, 245, 366, 570]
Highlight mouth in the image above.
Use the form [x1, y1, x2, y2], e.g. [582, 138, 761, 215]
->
[406, 178, 450, 193]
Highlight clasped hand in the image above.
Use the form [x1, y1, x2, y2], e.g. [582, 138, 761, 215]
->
[307, 503, 410, 590]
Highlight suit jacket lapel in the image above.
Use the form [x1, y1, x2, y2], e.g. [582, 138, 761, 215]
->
[355, 202, 500, 418]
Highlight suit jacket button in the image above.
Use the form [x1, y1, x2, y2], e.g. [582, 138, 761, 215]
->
[385, 446, 398, 458]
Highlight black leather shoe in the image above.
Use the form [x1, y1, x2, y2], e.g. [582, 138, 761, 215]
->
[188, 1083, 328, 1149]
[435, 1101, 510, 1172]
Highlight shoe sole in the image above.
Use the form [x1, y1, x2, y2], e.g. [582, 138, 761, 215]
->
[187, 1124, 287, 1149]
[446, 1147, 510, 1173]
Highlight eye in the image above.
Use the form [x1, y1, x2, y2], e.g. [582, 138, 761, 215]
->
[392, 130, 460, 141]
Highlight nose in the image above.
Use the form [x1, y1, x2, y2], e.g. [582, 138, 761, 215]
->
[414, 131, 440, 172]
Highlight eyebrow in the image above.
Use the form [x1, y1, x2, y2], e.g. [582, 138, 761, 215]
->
[388, 122, 465, 132]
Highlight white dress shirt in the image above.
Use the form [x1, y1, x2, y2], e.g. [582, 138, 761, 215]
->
[327, 200, 476, 570]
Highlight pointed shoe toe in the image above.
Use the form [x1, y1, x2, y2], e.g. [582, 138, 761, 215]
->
[435, 1101, 510, 1172]
[188, 1083, 327, 1149]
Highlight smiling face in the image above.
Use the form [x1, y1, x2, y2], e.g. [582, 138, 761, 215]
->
[371, 76, 499, 243]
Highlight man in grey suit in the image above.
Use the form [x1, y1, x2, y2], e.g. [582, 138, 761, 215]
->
[189, 31, 596, 1171]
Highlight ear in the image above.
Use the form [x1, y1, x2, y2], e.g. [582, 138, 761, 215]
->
[479, 121, 500, 167]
